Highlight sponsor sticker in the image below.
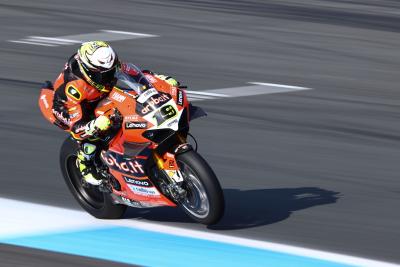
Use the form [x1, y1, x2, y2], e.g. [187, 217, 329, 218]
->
[123, 177, 152, 187]
[136, 93, 171, 115]
[125, 115, 140, 121]
[166, 118, 178, 128]
[127, 184, 160, 197]
[40, 94, 49, 109]
[144, 74, 157, 84]
[125, 121, 147, 129]
[171, 87, 177, 96]
[111, 91, 126, 103]
[137, 88, 158, 104]
[52, 109, 71, 126]
[70, 112, 80, 119]
[177, 89, 184, 106]
[73, 124, 86, 134]
[101, 151, 146, 177]
[121, 196, 142, 208]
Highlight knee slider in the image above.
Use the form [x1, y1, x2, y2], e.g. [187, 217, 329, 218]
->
[82, 143, 96, 155]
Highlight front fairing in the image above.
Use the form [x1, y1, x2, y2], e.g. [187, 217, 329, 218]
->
[115, 63, 183, 133]
[136, 90, 181, 131]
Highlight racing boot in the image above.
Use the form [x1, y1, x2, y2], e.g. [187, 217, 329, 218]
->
[77, 115, 111, 186]
[77, 143, 102, 186]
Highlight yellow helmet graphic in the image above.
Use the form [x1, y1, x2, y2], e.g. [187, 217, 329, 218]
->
[77, 41, 119, 92]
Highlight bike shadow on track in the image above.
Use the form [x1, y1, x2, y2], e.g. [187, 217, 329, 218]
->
[123, 187, 340, 230]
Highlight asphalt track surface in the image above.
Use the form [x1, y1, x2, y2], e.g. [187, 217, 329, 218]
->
[1, 0, 400, 265]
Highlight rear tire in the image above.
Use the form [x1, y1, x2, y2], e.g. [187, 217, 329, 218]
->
[60, 137, 126, 219]
[177, 150, 224, 225]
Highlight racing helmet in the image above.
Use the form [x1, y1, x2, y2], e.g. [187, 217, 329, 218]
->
[77, 41, 119, 92]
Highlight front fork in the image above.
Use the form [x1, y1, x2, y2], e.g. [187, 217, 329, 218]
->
[152, 136, 192, 201]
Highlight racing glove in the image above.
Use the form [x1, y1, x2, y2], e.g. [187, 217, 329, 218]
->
[84, 115, 111, 136]
[155, 74, 180, 87]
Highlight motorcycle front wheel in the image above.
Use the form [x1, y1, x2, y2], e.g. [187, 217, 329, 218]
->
[59, 137, 126, 219]
[176, 150, 224, 225]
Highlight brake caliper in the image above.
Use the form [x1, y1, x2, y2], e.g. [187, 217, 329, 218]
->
[153, 151, 186, 201]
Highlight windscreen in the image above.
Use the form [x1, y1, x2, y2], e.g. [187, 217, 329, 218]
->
[115, 63, 176, 126]
[114, 63, 152, 95]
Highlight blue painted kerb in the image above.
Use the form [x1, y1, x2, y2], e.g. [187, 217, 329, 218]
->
[0, 226, 356, 267]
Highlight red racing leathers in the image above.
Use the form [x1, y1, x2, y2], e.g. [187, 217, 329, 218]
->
[52, 54, 109, 140]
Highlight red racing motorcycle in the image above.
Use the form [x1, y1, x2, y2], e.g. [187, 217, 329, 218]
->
[39, 63, 224, 225]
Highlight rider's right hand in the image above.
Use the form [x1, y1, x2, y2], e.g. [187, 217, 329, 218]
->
[84, 115, 111, 136]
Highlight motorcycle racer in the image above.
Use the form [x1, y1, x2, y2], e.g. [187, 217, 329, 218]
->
[47, 41, 179, 186]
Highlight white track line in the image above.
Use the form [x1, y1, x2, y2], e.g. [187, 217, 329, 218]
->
[248, 82, 311, 90]
[9, 30, 158, 47]
[186, 90, 228, 97]
[187, 94, 216, 100]
[199, 82, 312, 98]
[101, 30, 159, 37]
[0, 197, 398, 267]
[8, 40, 57, 47]
[28, 36, 80, 44]
[23, 38, 71, 45]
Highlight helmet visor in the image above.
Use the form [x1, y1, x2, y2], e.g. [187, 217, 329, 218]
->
[86, 65, 117, 88]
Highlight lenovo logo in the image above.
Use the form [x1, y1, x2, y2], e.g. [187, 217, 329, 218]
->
[124, 177, 151, 187]
[177, 89, 183, 106]
[125, 121, 147, 129]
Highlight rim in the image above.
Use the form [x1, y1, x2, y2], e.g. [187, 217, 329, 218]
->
[178, 160, 210, 219]
[66, 155, 105, 209]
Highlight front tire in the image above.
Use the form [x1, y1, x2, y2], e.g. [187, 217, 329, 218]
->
[177, 150, 224, 225]
[59, 137, 126, 219]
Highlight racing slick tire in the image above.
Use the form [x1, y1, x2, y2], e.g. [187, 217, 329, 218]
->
[176, 150, 224, 225]
[60, 137, 126, 219]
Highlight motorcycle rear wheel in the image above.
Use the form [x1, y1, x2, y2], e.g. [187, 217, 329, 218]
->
[176, 150, 224, 225]
[60, 137, 126, 219]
